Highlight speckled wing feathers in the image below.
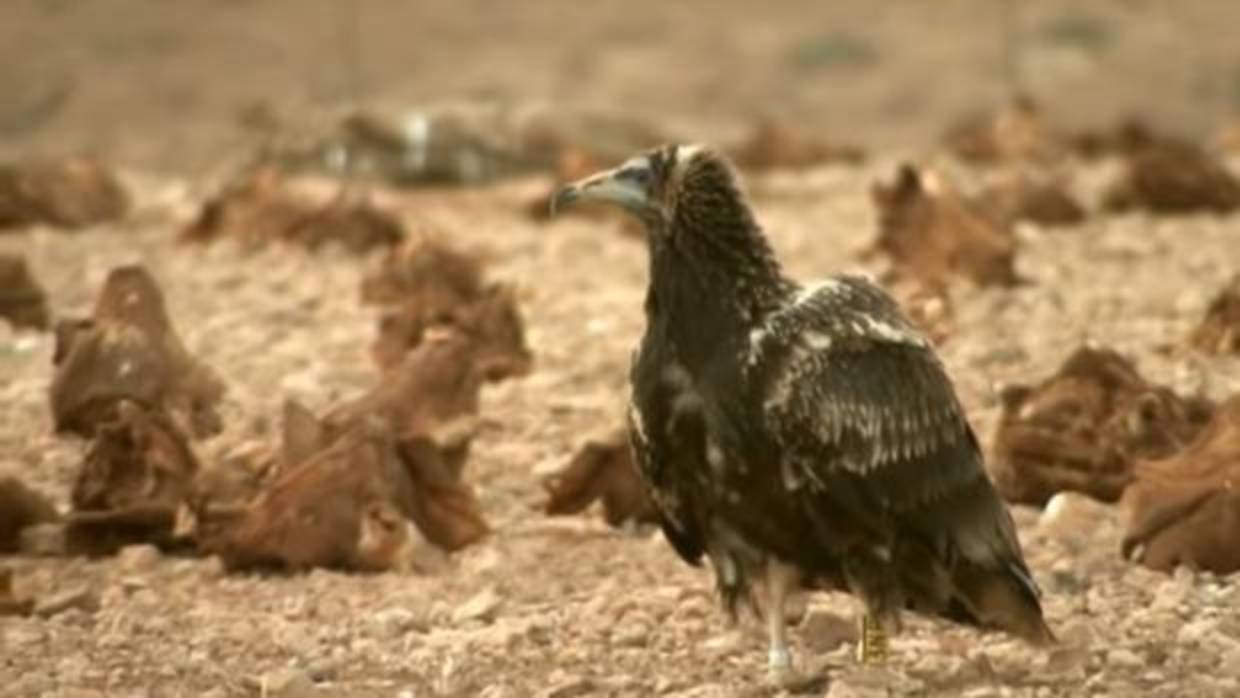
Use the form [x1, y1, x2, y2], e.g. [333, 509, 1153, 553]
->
[625, 352, 707, 566]
[754, 275, 981, 511]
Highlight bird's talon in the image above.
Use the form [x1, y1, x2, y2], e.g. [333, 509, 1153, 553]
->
[766, 664, 798, 689]
[768, 647, 791, 671]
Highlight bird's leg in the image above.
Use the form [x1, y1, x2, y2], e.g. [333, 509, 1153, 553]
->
[764, 559, 798, 685]
[842, 554, 895, 665]
[856, 613, 889, 664]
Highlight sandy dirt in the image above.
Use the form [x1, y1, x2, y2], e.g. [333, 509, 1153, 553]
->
[3, 2, 1240, 697]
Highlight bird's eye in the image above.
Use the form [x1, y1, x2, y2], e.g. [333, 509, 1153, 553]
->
[621, 167, 653, 187]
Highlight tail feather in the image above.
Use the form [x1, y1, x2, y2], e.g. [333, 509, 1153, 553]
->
[897, 488, 1055, 644]
[944, 473, 1055, 644]
[953, 559, 1056, 645]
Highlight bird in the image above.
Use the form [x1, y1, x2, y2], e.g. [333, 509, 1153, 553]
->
[551, 144, 1053, 686]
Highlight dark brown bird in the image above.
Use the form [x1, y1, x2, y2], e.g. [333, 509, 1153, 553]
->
[552, 145, 1052, 685]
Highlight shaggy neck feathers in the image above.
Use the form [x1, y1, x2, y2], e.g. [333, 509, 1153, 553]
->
[643, 155, 792, 365]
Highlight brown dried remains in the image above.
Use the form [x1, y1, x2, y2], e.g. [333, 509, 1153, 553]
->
[972, 172, 1086, 228]
[728, 118, 865, 171]
[991, 346, 1215, 506]
[0, 475, 59, 553]
[201, 422, 418, 572]
[360, 236, 486, 307]
[0, 253, 51, 330]
[1071, 119, 1183, 161]
[363, 239, 532, 379]
[332, 330, 485, 479]
[194, 334, 491, 572]
[888, 279, 954, 346]
[0, 157, 129, 230]
[372, 284, 532, 381]
[1120, 396, 1240, 575]
[942, 96, 1062, 165]
[869, 164, 1018, 288]
[543, 427, 658, 528]
[1102, 135, 1240, 215]
[0, 569, 33, 617]
[188, 399, 324, 523]
[180, 168, 405, 253]
[332, 334, 492, 543]
[1187, 275, 1240, 355]
[49, 265, 226, 439]
[200, 417, 488, 573]
[66, 400, 199, 556]
[394, 432, 490, 551]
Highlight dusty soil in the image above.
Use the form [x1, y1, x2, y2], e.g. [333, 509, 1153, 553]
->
[4, 2, 1240, 697]
[1, 159, 1238, 698]
[4, 0, 1240, 173]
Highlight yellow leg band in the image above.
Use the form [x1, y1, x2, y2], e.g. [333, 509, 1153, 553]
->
[857, 614, 889, 664]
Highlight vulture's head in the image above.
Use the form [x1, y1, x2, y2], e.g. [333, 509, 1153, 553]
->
[551, 144, 755, 237]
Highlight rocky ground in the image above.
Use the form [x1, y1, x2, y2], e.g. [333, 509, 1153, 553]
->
[2, 156, 1240, 697]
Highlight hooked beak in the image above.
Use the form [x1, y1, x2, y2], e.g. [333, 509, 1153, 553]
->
[550, 164, 652, 217]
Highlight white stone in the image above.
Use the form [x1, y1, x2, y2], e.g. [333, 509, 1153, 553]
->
[260, 668, 315, 698]
[452, 587, 502, 625]
[117, 544, 162, 571]
[1038, 492, 1112, 542]
[1106, 647, 1144, 669]
[1177, 618, 1220, 647]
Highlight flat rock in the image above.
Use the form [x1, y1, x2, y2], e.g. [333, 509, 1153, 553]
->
[372, 606, 427, 638]
[117, 543, 162, 571]
[35, 585, 100, 618]
[1055, 618, 1096, 648]
[825, 673, 890, 698]
[453, 587, 502, 625]
[260, 667, 316, 698]
[538, 672, 593, 698]
[609, 619, 650, 648]
[1177, 618, 1221, 647]
[701, 630, 744, 656]
[665, 684, 731, 698]
[1106, 648, 1143, 669]
[1038, 491, 1114, 542]
[800, 606, 855, 652]
[1218, 644, 1240, 679]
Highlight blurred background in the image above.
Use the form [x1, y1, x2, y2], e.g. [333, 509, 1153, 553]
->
[3, 0, 1239, 173]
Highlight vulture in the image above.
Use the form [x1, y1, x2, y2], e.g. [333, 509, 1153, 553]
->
[552, 144, 1052, 685]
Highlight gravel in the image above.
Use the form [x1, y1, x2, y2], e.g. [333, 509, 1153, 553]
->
[1, 155, 1238, 696]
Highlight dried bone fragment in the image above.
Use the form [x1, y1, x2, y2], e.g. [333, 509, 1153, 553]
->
[49, 265, 226, 439]
[544, 427, 658, 528]
[991, 346, 1214, 505]
[0, 156, 129, 230]
[1121, 397, 1240, 574]
[870, 164, 1018, 288]
[0, 253, 51, 330]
